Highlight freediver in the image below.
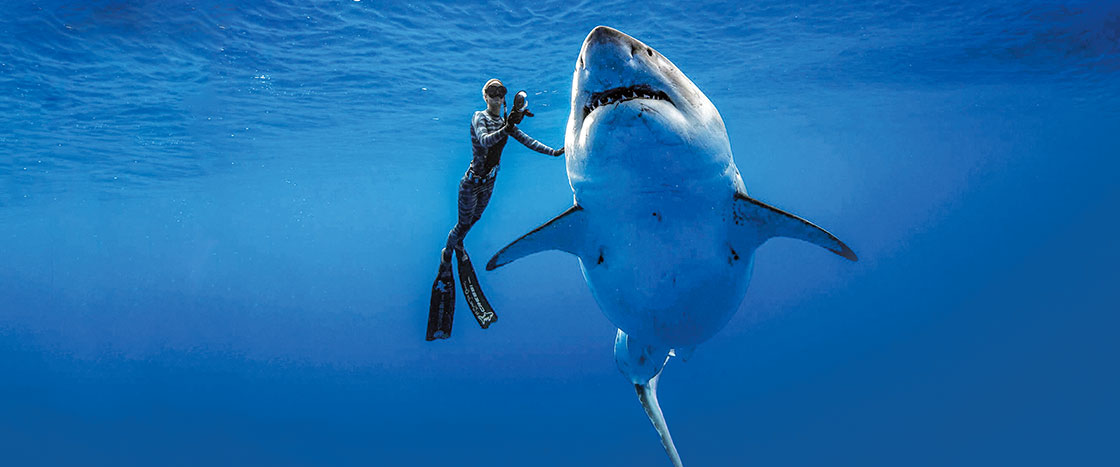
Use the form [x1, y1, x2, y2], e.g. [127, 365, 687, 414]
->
[427, 78, 564, 341]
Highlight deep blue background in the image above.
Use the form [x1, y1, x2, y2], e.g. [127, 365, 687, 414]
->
[2, 1, 1118, 466]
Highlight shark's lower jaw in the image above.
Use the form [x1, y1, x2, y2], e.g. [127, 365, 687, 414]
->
[582, 84, 672, 119]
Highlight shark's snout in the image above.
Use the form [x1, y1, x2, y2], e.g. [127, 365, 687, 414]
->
[586, 25, 628, 45]
[578, 26, 651, 67]
[577, 26, 656, 78]
[573, 26, 679, 125]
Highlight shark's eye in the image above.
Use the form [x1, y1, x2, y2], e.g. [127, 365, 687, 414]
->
[646, 48, 653, 57]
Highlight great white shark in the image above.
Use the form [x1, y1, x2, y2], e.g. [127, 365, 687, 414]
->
[487, 26, 857, 466]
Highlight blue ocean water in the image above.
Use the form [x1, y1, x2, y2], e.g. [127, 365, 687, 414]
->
[2, 1, 1118, 465]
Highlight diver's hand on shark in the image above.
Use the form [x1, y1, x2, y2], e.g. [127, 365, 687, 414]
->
[554, 147, 564, 157]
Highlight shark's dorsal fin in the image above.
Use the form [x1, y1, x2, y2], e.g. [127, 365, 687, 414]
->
[733, 192, 858, 261]
[486, 205, 586, 271]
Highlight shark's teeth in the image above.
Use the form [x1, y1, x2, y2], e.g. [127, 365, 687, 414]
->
[583, 85, 672, 118]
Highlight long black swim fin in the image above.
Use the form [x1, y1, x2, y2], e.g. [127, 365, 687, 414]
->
[456, 248, 498, 329]
[426, 261, 456, 341]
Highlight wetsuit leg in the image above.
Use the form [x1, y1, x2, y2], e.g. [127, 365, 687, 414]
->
[444, 177, 496, 261]
[443, 176, 482, 263]
[467, 178, 496, 225]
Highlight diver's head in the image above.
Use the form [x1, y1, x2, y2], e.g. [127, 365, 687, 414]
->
[482, 78, 506, 107]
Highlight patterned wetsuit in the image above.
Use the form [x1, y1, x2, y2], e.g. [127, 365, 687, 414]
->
[442, 110, 562, 261]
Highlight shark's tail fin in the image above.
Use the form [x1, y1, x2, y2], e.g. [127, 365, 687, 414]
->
[636, 376, 683, 467]
[615, 330, 683, 467]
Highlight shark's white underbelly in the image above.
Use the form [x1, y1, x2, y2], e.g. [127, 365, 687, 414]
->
[574, 188, 755, 348]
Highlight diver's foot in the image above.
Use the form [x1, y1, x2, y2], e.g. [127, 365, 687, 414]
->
[439, 248, 454, 273]
[441, 244, 466, 265]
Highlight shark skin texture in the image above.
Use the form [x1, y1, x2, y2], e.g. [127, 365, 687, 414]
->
[489, 26, 857, 467]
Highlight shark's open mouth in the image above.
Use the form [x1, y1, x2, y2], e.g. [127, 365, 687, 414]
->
[583, 84, 673, 119]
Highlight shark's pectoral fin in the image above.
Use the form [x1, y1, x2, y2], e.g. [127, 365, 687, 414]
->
[733, 192, 858, 261]
[486, 205, 586, 271]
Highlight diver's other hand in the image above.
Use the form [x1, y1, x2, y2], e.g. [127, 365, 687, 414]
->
[554, 147, 565, 157]
[503, 122, 517, 134]
[506, 108, 525, 125]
